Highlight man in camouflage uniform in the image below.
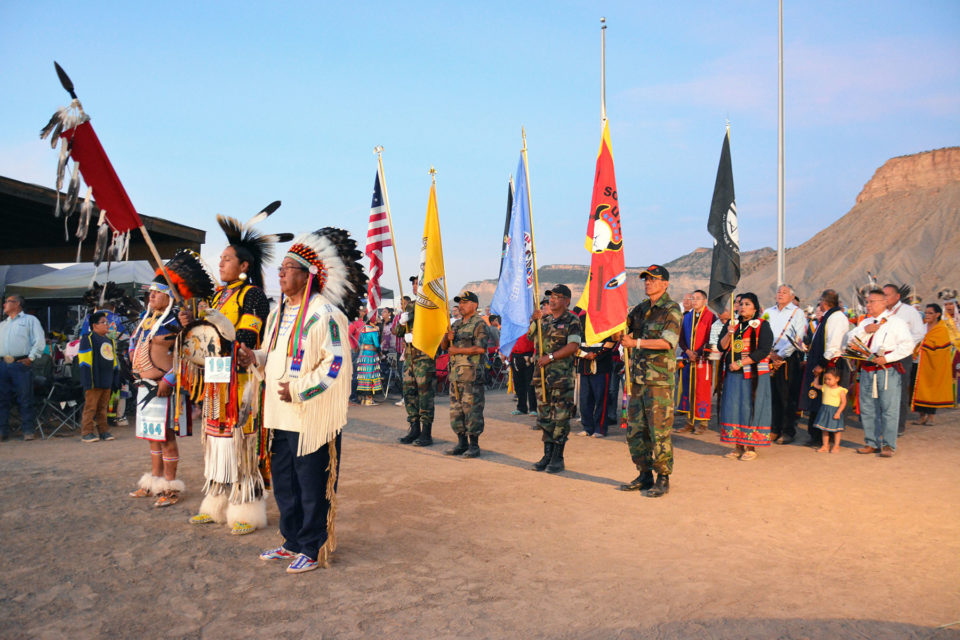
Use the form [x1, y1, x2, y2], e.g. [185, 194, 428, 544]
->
[394, 276, 437, 447]
[441, 291, 489, 458]
[528, 284, 583, 473]
[618, 265, 682, 498]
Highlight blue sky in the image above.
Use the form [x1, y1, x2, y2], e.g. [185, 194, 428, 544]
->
[2, 1, 958, 296]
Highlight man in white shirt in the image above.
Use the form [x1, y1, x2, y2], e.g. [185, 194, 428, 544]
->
[846, 289, 915, 457]
[0, 295, 46, 441]
[764, 285, 807, 444]
[799, 290, 851, 447]
[882, 284, 924, 436]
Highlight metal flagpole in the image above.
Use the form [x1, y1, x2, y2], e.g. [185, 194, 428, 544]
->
[521, 128, 547, 404]
[429, 167, 449, 315]
[777, 0, 785, 286]
[374, 146, 405, 303]
[727, 121, 736, 367]
[430, 166, 455, 402]
[600, 17, 631, 395]
[600, 17, 607, 127]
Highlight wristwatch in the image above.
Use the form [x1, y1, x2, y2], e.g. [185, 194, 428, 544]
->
[548, 353, 555, 361]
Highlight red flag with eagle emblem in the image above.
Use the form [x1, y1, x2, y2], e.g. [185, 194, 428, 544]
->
[576, 120, 627, 343]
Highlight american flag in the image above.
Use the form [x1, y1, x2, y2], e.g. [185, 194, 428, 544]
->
[365, 169, 393, 320]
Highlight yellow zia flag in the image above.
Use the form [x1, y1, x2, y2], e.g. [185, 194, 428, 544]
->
[412, 181, 450, 357]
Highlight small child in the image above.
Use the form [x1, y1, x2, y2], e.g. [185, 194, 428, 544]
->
[78, 310, 121, 443]
[811, 368, 847, 453]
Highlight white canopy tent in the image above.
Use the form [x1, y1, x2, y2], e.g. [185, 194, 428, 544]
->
[6, 261, 156, 301]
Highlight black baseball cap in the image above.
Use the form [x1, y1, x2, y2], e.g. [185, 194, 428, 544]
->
[409, 275, 419, 283]
[545, 284, 572, 298]
[640, 265, 669, 281]
[454, 291, 479, 304]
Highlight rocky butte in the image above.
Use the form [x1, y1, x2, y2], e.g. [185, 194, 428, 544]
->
[463, 147, 960, 311]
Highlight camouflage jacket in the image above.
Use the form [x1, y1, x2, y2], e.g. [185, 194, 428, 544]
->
[393, 301, 432, 363]
[528, 309, 582, 379]
[449, 314, 489, 383]
[627, 291, 682, 386]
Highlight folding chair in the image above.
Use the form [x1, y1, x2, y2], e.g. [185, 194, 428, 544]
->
[35, 374, 85, 439]
[487, 353, 509, 390]
[379, 352, 403, 400]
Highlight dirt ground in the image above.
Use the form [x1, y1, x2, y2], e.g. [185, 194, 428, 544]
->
[1, 389, 959, 640]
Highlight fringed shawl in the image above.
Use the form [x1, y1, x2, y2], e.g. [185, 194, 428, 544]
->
[262, 293, 351, 456]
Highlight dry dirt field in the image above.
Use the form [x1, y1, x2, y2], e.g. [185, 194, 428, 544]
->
[1, 390, 958, 639]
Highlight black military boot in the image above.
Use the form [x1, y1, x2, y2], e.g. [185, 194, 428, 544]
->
[530, 442, 554, 471]
[412, 422, 433, 447]
[617, 470, 654, 492]
[642, 473, 670, 498]
[444, 433, 469, 456]
[397, 420, 420, 444]
[461, 434, 481, 458]
[545, 440, 566, 474]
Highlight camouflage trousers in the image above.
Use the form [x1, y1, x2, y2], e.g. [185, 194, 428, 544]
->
[535, 372, 575, 444]
[626, 384, 675, 475]
[449, 380, 485, 435]
[402, 358, 436, 426]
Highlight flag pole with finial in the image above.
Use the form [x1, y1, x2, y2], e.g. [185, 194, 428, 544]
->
[521, 127, 548, 403]
[600, 17, 631, 396]
[429, 166, 450, 308]
[374, 145, 405, 303]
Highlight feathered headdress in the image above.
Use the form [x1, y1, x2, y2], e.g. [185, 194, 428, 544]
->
[82, 281, 143, 320]
[149, 249, 217, 302]
[285, 227, 367, 319]
[216, 201, 293, 289]
[270, 228, 367, 362]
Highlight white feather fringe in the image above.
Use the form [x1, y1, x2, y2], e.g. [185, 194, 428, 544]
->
[287, 232, 351, 308]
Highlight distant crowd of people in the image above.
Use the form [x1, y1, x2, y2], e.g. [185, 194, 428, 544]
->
[342, 269, 960, 500]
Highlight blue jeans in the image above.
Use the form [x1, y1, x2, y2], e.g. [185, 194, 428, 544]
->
[858, 368, 901, 450]
[0, 360, 35, 436]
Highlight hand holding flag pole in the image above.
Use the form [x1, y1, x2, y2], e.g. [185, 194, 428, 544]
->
[51, 62, 181, 302]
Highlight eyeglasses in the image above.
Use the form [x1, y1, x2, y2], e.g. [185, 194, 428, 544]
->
[277, 266, 305, 274]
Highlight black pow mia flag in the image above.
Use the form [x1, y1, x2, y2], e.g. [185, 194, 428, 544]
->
[707, 130, 740, 315]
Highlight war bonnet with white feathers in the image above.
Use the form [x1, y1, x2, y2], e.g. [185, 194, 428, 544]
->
[285, 227, 368, 321]
[217, 201, 294, 290]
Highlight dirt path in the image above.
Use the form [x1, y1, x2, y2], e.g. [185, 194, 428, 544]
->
[1, 391, 958, 639]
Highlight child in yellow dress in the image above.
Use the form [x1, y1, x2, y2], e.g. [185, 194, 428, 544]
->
[811, 368, 847, 453]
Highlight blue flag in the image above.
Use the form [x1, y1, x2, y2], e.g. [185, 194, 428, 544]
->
[490, 154, 534, 357]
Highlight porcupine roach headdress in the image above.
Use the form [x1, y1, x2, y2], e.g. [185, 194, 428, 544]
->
[149, 249, 217, 302]
[132, 249, 217, 347]
[217, 201, 294, 290]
